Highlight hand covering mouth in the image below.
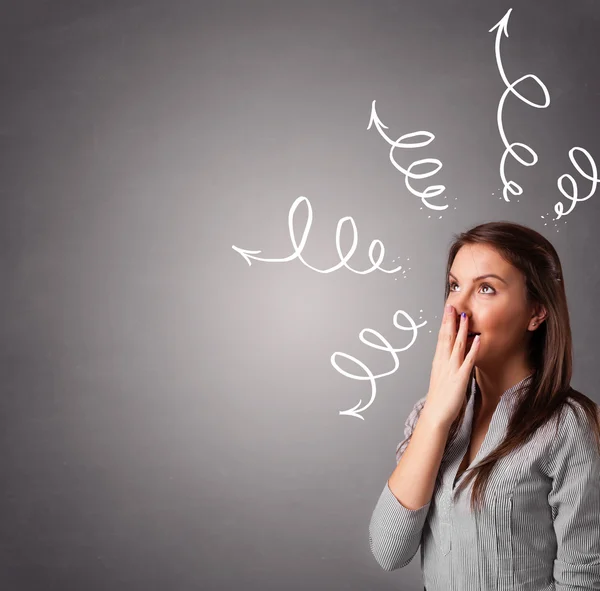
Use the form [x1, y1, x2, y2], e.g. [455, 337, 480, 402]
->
[457, 329, 481, 336]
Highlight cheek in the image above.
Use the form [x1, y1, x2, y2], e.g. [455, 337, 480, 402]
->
[480, 311, 514, 336]
[479, 325, 521, 350]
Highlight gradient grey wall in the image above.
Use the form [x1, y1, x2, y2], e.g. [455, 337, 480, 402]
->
[1, 1, 599, 589]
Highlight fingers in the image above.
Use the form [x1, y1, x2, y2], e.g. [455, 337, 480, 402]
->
[437, 304, 457, 357]
[461, 334, 480, 374]
[450, 308, 469, 364]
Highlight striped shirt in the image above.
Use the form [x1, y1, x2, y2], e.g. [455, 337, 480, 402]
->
[368, 373, 600, 590]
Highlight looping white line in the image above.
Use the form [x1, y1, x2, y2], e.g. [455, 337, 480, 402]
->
[491, 9, 550, 202]
[368, 100, 447, 209]
[334, 310, 427, 420]
[232, 196, 404, 274]
[555, 147, 599, 218]
[492, 8, 597, 216]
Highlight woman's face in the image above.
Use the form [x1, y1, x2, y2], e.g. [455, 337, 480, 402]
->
[446, 243, 534, 367]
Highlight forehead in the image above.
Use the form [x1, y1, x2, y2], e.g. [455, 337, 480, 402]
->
[450, 244, 516, 278]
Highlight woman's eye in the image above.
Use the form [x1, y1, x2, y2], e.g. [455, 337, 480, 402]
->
[448, 281, 495, 294]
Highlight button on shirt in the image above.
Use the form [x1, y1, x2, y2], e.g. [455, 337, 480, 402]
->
[368, 374, 600, 590]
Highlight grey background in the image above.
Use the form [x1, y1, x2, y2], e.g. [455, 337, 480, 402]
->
[1, 1, 599, 589]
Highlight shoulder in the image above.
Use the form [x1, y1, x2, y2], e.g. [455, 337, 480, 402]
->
[554, 397, 599, 438]
[548, 397, 600, 466]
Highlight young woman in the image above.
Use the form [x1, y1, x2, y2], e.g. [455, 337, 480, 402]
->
[368, 221, 600, 591]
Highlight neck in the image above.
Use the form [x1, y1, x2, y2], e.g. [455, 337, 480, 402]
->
[474, 364, 535, 418]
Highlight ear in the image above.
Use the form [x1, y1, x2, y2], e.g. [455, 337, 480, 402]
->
[531, 303, 548, 327]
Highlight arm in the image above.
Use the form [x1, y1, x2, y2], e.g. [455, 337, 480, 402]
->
[547, 403, 600, 590]
[368, 396, 451, 571]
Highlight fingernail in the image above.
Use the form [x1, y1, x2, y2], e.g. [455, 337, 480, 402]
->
[461, 312, 466, 319]
[446, 304, 452, 313]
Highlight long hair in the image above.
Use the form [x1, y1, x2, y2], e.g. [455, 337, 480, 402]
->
[445, 221, 600, 513]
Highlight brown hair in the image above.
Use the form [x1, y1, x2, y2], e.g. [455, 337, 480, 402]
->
[445, 221, 600, 513]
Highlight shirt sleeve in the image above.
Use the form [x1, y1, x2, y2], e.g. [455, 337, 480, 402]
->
[368, 395, 431, 571]
[546, 402, 600, 590]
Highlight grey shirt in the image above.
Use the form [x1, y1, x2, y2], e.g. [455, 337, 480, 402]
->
[368, 373, 600, 590]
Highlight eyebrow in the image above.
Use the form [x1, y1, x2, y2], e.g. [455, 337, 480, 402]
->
[448, 272, 509, 286]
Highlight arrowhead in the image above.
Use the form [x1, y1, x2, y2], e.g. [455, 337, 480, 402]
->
[367, 100, 388, 131]
[231, 245, 262, 266]
[339, 409, 365, 420]
[339, 400, 365, 420]
[489, 8, 512, 36]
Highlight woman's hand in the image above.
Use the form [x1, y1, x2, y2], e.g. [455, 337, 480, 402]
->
[421, 304, 480, 430]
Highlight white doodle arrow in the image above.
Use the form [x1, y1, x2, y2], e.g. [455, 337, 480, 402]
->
[490, 8, 550, 202]
[368, 100, 447, 210]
